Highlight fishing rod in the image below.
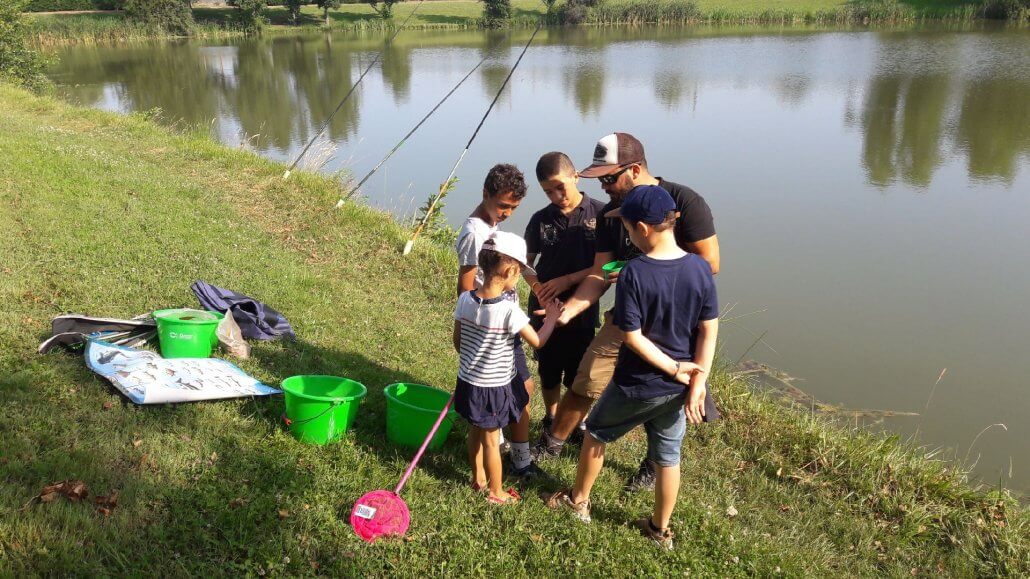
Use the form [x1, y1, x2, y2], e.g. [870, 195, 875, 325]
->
[402, 23, 543, 256]
[282, 0, 426, 180]
[335, 50, 494, 207]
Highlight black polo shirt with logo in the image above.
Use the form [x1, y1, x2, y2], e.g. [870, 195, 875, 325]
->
[596, 178, 716, 261]
[525, 193, 606, 331]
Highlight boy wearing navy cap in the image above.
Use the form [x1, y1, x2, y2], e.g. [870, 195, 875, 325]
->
[544, 185, 719, 551]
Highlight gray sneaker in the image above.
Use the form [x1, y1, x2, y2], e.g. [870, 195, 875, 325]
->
[633, 517, 674, 551]
[624, 458, 657, 493]
[530, 429, 564, 462]
[541, 489, 591, 523]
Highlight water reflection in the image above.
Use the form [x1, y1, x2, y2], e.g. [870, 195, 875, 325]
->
[49, 27, 1029, 186]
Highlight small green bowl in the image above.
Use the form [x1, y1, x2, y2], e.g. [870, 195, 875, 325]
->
[602, 260, 627, 275]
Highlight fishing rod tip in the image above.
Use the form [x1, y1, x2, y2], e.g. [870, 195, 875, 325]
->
[282, 170, 291, 180]
[402, 240, 414, 256]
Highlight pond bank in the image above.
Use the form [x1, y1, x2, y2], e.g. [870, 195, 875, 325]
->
[1, 83, 1026, 574]
[26, 0, 1029, 46]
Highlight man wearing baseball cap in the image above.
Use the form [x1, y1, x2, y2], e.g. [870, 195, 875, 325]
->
[534, 132, 720, 494]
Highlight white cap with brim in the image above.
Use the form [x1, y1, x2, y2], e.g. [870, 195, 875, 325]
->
[579, 132, 646, 178]
[482, 231, 537, 277]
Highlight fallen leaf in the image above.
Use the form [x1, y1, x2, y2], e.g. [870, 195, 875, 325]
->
[531, 533, 543, 542]
[309, 561, 320, 570]
[229, 497, 247, 508]
[94, 488, 118, 506]
[726, 505, 738, 518]
[277, 509, 289, 519]
[102, 402, 113, 410]
[132, 439, 143, 448]
[779, 504, 791, 513]
[39, 479, 89, 503]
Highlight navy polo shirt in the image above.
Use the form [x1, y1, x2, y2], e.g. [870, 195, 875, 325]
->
[525, 193, 606, 331]
[612, 253, 718, 400]
[597, 179, 716, 261]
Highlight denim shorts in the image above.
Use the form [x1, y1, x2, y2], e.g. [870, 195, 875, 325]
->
[584, 384, 687, 467]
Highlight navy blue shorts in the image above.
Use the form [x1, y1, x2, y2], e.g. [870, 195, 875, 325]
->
[513, 335, 531, 383]
[455, 376, 523, 430]
[535, 326, 595, 390]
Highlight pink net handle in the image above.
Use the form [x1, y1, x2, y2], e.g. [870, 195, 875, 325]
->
[394, 394, 454, 494]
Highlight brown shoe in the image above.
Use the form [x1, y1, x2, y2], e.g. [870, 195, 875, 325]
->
[633, 517, 674, 551]
[540, 489, 591, 523]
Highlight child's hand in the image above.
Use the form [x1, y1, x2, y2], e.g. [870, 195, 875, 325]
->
[543, 298, 565, 322]
[606, 270, 620, 284]
[672, 361, 705, 386]
[684, 381, 707, 424]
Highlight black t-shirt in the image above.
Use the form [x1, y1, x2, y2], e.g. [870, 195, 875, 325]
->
[612, 253, 718, 399]
[525, 194, 606, 331]
[596, 178, 716, 261]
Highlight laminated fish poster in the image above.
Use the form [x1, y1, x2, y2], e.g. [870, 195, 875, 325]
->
[85, 339, 280, 404]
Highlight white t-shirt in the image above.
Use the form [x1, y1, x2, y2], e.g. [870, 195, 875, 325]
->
[454, 216, 497, 289]
[454, 291, 530, 388]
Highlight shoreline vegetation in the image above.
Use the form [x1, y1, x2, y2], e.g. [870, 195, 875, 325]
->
[25, 0, 1030, 46]
[1, 82, 1028, 575]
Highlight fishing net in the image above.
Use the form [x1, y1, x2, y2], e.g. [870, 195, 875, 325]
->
[350, 490, 411, 543]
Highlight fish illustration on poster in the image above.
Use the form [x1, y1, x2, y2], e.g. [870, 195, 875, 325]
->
[85, 339, 280, 404]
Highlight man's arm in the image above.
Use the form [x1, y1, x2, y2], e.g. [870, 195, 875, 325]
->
[456, 265, 478, 297]
[554, 251, 614, 325]
[685, 234, 720, 275]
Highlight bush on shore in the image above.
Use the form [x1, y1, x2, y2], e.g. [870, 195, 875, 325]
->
[123, 0, 194, 35]
[23, 0, 122, 11]
[0, 1, 49, 92]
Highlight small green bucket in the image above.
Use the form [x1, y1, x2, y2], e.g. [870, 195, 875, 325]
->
[602, 260, 627, 275]
[282, 375, 367, 445]
[153, 308, 224, 359]
[384, 383, 457, 450]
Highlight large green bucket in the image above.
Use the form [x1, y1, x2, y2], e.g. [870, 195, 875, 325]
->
[153, 308, 223, 358]
[282, 375, 367, 445]
[384, 383, 457, 450]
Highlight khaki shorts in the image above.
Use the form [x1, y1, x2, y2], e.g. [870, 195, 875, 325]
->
[570, 312, 623, 400]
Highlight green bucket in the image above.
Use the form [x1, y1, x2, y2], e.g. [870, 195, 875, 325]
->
[384, 383, 457, 450]
[282, 375, 367, 445]
[602, 260, 627, 276]
[153, 308, 224, 359]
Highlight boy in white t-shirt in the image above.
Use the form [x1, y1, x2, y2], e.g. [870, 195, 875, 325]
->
[453, 164, 544, 479]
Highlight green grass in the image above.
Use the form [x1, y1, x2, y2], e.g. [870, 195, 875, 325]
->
[1, 83, 1028, 575]
[25, 0, 1028, 45]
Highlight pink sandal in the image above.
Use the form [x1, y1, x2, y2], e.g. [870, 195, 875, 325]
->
[487, 488, 521, 505]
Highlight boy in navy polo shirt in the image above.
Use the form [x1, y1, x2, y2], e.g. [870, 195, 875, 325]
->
[544, 185, 719, 551]
[524, 152, 606, 427]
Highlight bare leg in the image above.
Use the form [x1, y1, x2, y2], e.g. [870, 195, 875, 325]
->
[542, 386, 560, 419]
[571, 433, 606, 504]
[481, 427, 510, 500]
[468, 427, 486, 487]
[550, 390, 594, 440]
[653, 464, 680, 529]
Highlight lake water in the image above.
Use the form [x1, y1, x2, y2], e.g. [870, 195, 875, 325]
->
[48, 24, 1030, 492]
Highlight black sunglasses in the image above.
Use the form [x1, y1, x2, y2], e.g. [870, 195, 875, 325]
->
[598, 165, 634, 185]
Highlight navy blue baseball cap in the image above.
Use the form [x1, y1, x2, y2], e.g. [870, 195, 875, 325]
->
[605, 185, 677, 224]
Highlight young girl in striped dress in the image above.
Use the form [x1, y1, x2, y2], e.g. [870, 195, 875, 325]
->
[453, 232, 562, 504]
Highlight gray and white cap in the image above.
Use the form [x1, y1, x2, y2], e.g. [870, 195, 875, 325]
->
[579, 132, 646, 178]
